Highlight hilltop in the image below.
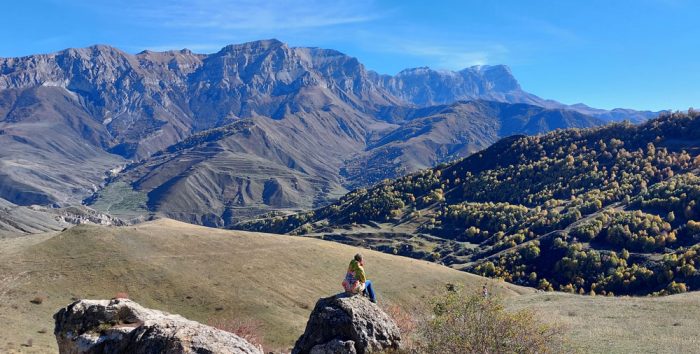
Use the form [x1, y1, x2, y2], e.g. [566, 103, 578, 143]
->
[237, 110, 700, 296]
[0, 219, 527, 352]
[1, 220, 699, 353]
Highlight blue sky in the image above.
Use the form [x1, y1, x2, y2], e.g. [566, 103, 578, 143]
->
[1, 0, 697, 111]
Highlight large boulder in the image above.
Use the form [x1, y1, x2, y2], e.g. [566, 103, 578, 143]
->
[53, 298, 263, 354]
[292, 294, 401, 354]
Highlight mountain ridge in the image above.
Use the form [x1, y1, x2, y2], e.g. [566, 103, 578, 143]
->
[0, 39, 657, 227]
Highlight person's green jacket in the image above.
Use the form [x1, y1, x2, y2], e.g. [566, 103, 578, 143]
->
[342, 259, 366, 292]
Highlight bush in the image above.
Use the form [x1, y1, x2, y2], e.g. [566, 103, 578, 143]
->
[382, 303, 418, 348]
[415, 288, 565, 354]
[207, 317, 264, 348]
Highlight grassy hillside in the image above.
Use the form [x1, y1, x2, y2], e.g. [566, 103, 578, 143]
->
[0, 219, 527, 353]
[238, 110, 700, 296]
[511, 291, 700, 353]
[1, 220, 699, 353]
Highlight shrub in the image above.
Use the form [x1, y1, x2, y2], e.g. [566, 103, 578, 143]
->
[207, 317, 264, 348]
[415, 288, 565, 354]
[666, 281, 688, 294]
[113, 292, 129, 299]
[382, 303, 418, 347]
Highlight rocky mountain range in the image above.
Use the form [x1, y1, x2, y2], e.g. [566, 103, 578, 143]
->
[371, 66, 662, 123]
[0, 39, 661, 227]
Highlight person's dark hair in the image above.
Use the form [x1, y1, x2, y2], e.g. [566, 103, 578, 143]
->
[354, 253, 363, 262]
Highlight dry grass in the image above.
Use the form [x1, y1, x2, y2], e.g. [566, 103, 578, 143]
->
[207, 317, 265, 348]
[0, 219, 523, 352]
[509, 292, 700, 353]
[1, 219, 699, 353]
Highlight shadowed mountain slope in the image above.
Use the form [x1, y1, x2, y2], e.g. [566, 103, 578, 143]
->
[94, 99, 603, 225]
[0, 86, 124, 206]
[343, 100, 603, 187]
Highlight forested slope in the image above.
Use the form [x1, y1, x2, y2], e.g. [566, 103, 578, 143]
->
[237, 110, 700, 295]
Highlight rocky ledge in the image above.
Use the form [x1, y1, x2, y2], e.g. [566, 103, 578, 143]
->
[54, 298, 262, 354]
[292, 294, 401, 354]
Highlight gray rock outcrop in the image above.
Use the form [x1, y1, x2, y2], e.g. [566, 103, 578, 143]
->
[292, 294, 401, 354]
[53, 298, 263, 354]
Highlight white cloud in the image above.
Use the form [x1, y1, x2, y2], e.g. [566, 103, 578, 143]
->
[394, 42, 508, 69]
[357, 30, 510, 71]
[124, 0, 380, 30]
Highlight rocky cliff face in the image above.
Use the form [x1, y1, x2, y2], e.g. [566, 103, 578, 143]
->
[371, 65, 526, 106]
[292, 294, 401, 354]
[0, 197, 126, 235]
[0, 39, 395, 160]
[369, 65, 663, 121]
[0, 39, 392, 211]
[53, 298, 263, 354]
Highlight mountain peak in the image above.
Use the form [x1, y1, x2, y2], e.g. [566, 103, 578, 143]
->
[218, 38, 286, 54]
[396, 66, 432, 75]
[466, 64, 511, 71]
[468, 64, 520, 92]
[57, 44, 126, 57]
[376, 64, 522, 106]
[86, 44, 119, 51]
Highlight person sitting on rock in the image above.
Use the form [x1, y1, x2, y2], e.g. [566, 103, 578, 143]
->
[342, 253, 376, 303]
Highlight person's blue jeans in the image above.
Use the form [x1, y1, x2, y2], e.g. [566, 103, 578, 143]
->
[364, 280, 377, 303]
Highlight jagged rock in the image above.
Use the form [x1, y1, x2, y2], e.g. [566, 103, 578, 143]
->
[53, 298, 263, 354]
[292, 294, 401, 354]
[310, 339, 357, 354]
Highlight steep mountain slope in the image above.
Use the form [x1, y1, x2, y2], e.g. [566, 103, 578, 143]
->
[0, 45, 204, 158]
[0, 40, 398, 212]
[92, 100, 602, 225]
[238, 110, 700, 296]
[0, 197, 67, 234]
[0, 86, 124, 206]
[94, 119, 350, 225]
[371, 65, 532, 107]
[343, 100, 602, 187]
[371, 65, 663, 123]
[0, 39, 394, 160]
